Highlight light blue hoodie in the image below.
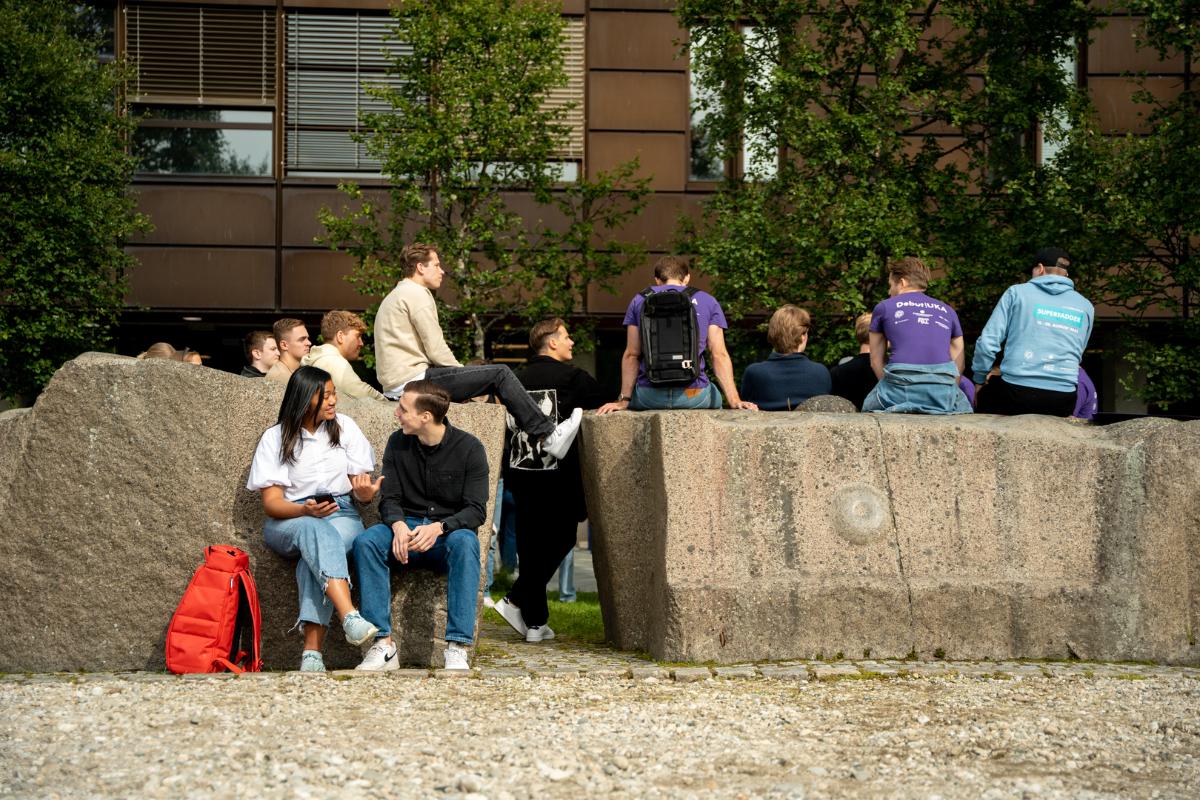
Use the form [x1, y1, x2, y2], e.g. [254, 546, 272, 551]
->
[971, 275, 1094, 392]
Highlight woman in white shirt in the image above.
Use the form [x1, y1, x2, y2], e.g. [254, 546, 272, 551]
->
[247, 366, 384, 672]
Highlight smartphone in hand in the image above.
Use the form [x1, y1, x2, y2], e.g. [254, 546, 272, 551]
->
[313, 493, 335, 505]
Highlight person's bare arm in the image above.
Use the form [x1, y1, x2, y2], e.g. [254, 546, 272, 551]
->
[708, 326, 757, 410]
[869, 331, 887, 380]
[261, 485, 336, 520]
[949, 335, 965, 374]
[597, 325, 642, 415]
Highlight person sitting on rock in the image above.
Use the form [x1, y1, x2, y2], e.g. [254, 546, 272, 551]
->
[240, 330, 279, 378]
[265, 318, 312, 385]
[862, 257, 972, 415]
[373, 242, 582, 460]
[246, 365, 384, 672]
[829, 313, 877, 410]
[353, 380, 487, 672]
[739, 305, 831, 411]
[301, 310, 387, 401]
[596, 256, 758, 414]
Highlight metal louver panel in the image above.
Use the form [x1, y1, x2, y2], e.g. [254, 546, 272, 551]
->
[546, 18, 585, 160]
[126, 4, 276, 104]
[285, 12, 408, 173]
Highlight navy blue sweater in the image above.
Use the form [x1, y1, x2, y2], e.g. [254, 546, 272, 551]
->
[739, 352, 832, 411]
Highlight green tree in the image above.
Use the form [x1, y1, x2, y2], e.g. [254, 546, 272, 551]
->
[320, 0, 648, 360]
[1040, 1, 1199, 410]
[0, 0, 149, 404]
[676, 1, 1091, 364]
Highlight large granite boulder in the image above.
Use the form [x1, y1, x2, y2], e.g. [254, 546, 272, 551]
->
[0, 353, 506, 672]
[580, 411, 1200, 665]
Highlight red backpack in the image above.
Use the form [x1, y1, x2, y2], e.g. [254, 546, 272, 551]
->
[166, 545, 263, 674]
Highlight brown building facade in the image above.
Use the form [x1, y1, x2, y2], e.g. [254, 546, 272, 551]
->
[101, 1, 1188, 409]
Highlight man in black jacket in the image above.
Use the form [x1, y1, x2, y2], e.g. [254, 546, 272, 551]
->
[492, 319, 608, 643]
[353, 380, 487, 671]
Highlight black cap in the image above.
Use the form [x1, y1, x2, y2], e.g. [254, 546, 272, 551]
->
[1032, 247, 1070, 270]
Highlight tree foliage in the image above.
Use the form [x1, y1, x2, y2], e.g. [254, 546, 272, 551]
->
[1037, 0, 1199, 410]
[0, 0, 149, 404]
[676, 0, 1091, 364]
[319, 0, 648, 360]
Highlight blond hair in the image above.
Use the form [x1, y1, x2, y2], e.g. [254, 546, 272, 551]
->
[320, 309, 368, 342]
[767, 305, 812, 353]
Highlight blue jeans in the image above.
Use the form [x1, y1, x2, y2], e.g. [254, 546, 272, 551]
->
[631, 382, 722, 410]
[862, 360, 973, 415]
[557, 547, 576, 602]
[354, 518, 481, 645]
[262, 495, 364, 628]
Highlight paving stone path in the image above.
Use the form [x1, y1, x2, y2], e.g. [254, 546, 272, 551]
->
[3, 621, 1199, 798]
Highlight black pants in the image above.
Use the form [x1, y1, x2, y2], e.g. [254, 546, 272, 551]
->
[506, 487, 579, 628]
[426, 364, 555, 440]
[976, 375, 1076, 417]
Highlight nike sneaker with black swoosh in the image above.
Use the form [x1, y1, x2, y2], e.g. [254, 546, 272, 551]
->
[355, 639, 398, 671]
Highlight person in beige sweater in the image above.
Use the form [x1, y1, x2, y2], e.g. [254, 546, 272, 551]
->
[373, 242, 582, 460]
[266, 318, 312, 384]
[302, 310, 387, 401]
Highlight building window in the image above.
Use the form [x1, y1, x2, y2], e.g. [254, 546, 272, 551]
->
[284, 11, 401, 176]
[124, 3, 276, 176]
[688, 25, 779, 182]
[1038, 44, 1080, 165]
[133, 107, 273, 176]
[284, 12, 584, 178]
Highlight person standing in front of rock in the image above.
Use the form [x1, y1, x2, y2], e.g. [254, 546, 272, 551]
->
[972, 247, 1095, 416]
[246, 365, 384, 672]
[265, 318, 312, 385]
[862, 256, 973, 415]
[491, 318, 608, 643]
[353, 380, 487, 672]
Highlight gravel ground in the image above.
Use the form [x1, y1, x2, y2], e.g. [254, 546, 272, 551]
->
[2, 670, 1198, 799]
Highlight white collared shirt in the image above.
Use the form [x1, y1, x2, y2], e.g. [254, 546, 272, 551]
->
[246, 413, 375, 501]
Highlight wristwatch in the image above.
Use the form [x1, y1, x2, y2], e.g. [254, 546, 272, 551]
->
[617, 394, 632, 402]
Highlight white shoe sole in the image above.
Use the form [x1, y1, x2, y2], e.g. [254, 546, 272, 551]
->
[525, 627, 555, 643]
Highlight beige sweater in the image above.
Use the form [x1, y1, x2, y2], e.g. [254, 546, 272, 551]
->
[264, 360, 294, 385]
[301, 344, 387, 401]
[375, 279, 462, 390]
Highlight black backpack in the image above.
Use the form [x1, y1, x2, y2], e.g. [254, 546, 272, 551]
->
[639, 286, 702, 386]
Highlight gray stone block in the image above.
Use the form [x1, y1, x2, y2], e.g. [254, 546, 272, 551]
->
[0, 354, 506, 672]
[581, 411, 1200, 665]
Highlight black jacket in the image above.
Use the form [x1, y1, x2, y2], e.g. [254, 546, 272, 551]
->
[378, 419, 488, 534]
[504, 355, 607, 520]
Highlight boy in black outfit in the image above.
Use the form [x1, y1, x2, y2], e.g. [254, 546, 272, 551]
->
[491, 318, 608, 642]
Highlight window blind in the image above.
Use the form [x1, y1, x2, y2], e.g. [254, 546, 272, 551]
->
[125, 4, 276, 105]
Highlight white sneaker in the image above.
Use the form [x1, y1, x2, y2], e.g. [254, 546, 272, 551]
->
[482, 595, 496, 609]
[492, 597, 528, 636]
[444, 642, 470, 670]
[355, 639, 398, 671]
[525, 625, 555, 643]
[540, 407, 583, 460]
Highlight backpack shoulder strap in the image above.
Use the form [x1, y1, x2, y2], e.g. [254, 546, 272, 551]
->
[236, 568, 264, 672]
[683, 286, 700, 299]
[638, 287, 655, 300]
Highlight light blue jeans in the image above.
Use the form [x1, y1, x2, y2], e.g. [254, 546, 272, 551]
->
[631, 382, 722, 410]
[262, 495, 364, 628]
[354, 518, 481, 645]
[557, 548, 576, 602]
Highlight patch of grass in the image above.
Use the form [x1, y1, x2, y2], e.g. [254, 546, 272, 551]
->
[545, 591, 606, 646]
[1112, 673, 1150, 681]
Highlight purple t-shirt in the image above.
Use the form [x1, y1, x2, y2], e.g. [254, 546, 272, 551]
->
[623, 285, 727, 389]
[870, 291, 963, 365]
[1073, 368, 1097, 420]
